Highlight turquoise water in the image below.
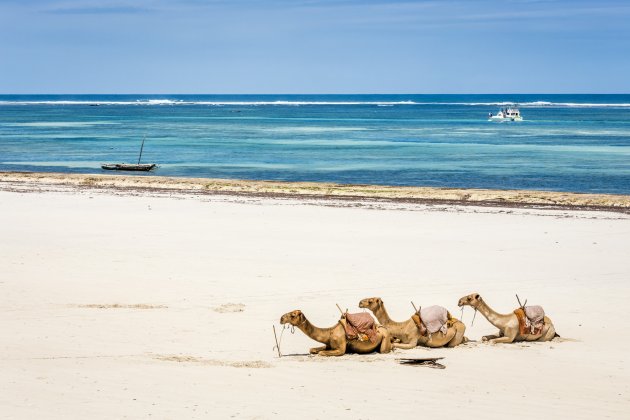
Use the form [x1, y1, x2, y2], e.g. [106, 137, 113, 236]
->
[1, 94, 629, 194]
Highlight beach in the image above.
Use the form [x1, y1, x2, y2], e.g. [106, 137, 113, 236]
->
[1, 173, 630, 419]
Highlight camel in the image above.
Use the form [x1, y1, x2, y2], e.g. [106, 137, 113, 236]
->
[457, 293, 557, 344]
[279, 310, 392, 356]
[358, 297, 467, 349]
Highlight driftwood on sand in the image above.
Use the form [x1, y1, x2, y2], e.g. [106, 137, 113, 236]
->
[397, 357, 446, 369]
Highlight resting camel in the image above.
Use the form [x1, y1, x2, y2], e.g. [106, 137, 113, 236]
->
[457, 293, 557, 344]
[280, 310, 392, 356]
[358, 297, 467, 349]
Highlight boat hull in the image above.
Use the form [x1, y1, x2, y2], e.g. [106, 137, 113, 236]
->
[101, 164, 157, 171]
[488, 116, 523, 122]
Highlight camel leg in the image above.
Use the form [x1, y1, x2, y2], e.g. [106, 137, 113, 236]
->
[318, 348, 346, 356]
[447, 322, 467, 347]
[482, 332, 501, 342]
[379, 327, 393, 353]
[318, 340, 346, 356]
[392, 341, 417, 350]
[539, 323, 556, 342]
[426, 328, 456, 348]
[489, 329, 517, 344]
[489, 336, 515, 344]
[309, 346, 327, 354]
[536, 317, 557, 342]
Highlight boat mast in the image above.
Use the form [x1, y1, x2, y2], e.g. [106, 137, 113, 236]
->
[137, 136, 146, 165]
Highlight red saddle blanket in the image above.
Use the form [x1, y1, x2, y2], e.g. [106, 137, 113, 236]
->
[514, 306, 545, 336]
[344, 312, 378, 344]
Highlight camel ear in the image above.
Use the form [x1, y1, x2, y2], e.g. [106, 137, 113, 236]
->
[475, 294, 480, 300]
[376, 298, 382, 305]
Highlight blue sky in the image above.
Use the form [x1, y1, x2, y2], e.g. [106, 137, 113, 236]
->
[1, 0, 629, 93]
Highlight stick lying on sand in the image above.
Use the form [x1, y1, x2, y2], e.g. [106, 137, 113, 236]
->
[397, 357, 446, 369]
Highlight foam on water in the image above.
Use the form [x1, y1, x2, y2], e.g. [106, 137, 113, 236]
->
[3, 121, 119, 127]
[0, 99, 417, 106]
[264, 126, 370, 133]
[1, 100, 630, 108]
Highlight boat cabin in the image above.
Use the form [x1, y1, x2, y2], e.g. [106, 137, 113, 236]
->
[488, 105, 523, 121]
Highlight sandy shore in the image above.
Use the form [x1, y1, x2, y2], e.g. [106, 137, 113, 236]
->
[2, 171, 630, 212]
[1, 174, 630, 419]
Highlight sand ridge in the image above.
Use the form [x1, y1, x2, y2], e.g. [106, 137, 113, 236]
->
[2, 171, 630, 213]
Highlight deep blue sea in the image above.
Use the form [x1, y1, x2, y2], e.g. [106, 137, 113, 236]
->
[1, 94, 629, 194]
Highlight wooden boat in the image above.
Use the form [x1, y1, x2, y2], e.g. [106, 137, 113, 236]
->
[102, 137, 156, 172]
[101, 163, 156, 171]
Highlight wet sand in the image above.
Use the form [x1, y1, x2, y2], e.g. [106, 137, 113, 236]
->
[2, 171, 630, 212]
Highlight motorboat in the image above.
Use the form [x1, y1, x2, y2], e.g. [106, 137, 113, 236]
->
[488, 106, 523, 122]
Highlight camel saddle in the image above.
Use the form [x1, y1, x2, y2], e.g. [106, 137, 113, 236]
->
[514, 305, 545, 336]
[411, 305, 453, 337]
[343, 312, 378, 344]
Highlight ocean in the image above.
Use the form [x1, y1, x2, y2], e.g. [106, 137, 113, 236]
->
[1, 94, 629, 194]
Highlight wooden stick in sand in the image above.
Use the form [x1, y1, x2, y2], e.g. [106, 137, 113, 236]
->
[272, 325, 282, 358]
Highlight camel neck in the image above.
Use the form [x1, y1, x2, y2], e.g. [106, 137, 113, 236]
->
[374, 305, 411, 330]
[299, 319, 335, 344]
[475, 300, 512, 328]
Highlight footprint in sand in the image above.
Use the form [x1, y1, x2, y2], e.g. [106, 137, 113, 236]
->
[212, 303, 245, 313]
[154, 355, 269, 368]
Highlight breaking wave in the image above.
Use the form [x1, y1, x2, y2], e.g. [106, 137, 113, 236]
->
[1, 99, 630, 108]
[0, 99, 417, 106]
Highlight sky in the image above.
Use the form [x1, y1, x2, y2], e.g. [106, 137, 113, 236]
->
[1, 0, 629, 93]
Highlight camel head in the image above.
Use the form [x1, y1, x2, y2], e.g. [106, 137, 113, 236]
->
[358, 297, 383, 312]
[458, 293, 482, 308]
[280, 310, 306, 326]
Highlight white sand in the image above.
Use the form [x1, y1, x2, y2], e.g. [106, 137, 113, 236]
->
[1, 187, 629, 419]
